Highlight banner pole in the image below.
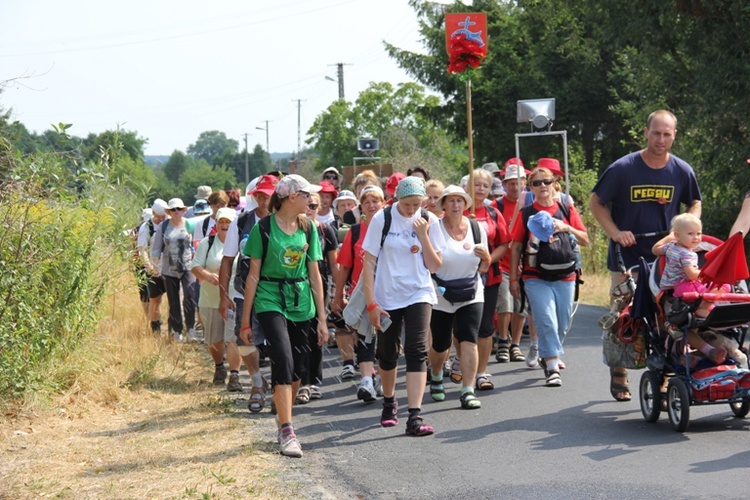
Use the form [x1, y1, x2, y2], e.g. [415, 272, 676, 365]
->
[466, 78, 475, 215]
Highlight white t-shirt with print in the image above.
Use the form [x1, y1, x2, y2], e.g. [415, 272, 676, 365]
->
[433, 218, 488, 313]
[362, 203, 446, 311]
[191, 236, 225, 309]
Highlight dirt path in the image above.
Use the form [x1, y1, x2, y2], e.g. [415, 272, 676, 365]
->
[0, 342, 327, 499]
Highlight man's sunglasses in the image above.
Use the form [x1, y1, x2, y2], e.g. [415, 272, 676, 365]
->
[530, 178, 554, 187]
[308, 203, 319, 210]
[323, 174, 338, 180]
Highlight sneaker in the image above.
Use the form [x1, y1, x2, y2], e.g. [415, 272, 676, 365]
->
[380, 399, 399, 427]
[340, 364, 356, 380]
[526, 345, 540, 368]
[545, 370, 562, 387]
[443, 359, 451, 378]
[373, 373, 384, 397]
[186, 328, 200, 343]
[227, 373, 242, 392]
[357, 379, 377, 403]
[172, 330, 184, 343]
[278, 429, 303, 458]
[405, 415, 434, 437]
[213, 365, 227, 386]
[327, 328, 337, 348]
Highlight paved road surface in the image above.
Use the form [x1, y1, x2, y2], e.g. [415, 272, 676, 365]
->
[246, 304, 750, 499]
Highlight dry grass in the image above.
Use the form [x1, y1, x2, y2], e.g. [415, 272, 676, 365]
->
[0, 272, 296, 499]
[578, 271, 612, 308]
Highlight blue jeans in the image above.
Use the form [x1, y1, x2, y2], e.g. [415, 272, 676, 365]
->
[523, 278, 574, 359]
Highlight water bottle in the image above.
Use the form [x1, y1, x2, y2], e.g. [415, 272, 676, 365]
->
[526, 236, 539, 268]
[226, 309, 235, 321]
[634, 333, 646, 369]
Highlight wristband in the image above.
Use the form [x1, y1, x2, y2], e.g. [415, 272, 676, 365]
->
[510, 278, 518, 283]
[240, 326, 252, 332]
[366, 302, 379, 312]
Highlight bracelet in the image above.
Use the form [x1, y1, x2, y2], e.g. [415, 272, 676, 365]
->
[510, 278, 518, 283]
[366, 302, 379, 312]
[240, 326, 251, 332]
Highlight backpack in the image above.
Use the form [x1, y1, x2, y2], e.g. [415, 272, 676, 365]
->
[521, 202, 578, 281]
[430, 218, 482, 304]
[380, 205, 430, 248]
[484, 204, 502, 275]
[201, 215, 212, 238]
[233, 210, 260, 294]
[254, 215, 314, 310]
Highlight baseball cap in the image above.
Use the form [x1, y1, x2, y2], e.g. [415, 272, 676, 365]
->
[528, 210, 555, 242]
[386, 172, 406, 196]
[249, 175, 278, 197]
[318, 181, 338, 195]
[275, 174, 322, 198]
[502, 164, 527, 182]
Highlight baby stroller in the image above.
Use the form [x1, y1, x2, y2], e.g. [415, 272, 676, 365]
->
[638, 232, 750, 432]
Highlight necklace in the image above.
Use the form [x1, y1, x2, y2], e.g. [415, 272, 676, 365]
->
[443, 217, 467, 241]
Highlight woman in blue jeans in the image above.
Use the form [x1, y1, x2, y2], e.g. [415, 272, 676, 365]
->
[508, 167, 589, 387]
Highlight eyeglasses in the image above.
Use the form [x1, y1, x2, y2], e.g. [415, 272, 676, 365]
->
[307, 203, 319, 210]
[324, 174, 338, 180]
[297, 192, 310, 198]
[168, 207, 185, 212]
[530, 178, 554, 187]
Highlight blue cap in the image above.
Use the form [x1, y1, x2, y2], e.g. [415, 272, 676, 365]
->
[527, 211, 555, 242]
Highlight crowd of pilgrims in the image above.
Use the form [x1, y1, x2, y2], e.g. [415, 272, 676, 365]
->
[131, 159, 588, 457]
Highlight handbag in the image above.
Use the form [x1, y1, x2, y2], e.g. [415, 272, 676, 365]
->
[432, 274, 478, 304]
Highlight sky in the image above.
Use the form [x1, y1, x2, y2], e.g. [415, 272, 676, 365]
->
[0, 0, 436, 157]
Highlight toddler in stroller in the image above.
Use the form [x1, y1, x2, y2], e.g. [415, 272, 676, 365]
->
[652, 213, 733, 365]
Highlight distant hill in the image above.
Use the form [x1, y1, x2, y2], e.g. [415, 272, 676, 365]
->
[144, 155, 170, 167]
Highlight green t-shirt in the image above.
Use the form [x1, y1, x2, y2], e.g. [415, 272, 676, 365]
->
[243, 216, 322, 322]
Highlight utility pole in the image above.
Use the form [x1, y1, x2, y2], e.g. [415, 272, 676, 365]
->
[243, 133, 249, 185]
[327, 62, 351, 100]
[292, 99, 305, 157]
[256, 121, 270, 153]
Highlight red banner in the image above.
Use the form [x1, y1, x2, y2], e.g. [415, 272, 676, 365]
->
[445, 13, 488, 73]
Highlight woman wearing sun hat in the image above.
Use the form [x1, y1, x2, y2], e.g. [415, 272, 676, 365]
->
[361, 176, 446, 436]
[151, 198, 197, 342]
[239, 174, 328, 458]
[508, 167, 588, 387]
[427, 185, 491, 409]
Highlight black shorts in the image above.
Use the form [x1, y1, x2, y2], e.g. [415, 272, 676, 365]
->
[147, 274, 166, 299]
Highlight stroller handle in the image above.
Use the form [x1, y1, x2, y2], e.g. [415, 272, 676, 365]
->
[614, 230, 670, 274]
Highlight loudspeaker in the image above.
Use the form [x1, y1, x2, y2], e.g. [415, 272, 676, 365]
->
[357, 138, 379, 152]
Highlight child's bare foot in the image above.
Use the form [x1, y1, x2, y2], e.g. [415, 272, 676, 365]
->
[708, 346, 727, 364]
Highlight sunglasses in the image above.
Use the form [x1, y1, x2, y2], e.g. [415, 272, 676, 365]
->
[297, 192, 310, 198]
[324, 174, 338, 180]
[308, 203, 319, 210]
[530, 178, 554, 187]
[168, 207, 185, 212]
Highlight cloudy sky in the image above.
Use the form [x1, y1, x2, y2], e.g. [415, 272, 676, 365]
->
[0, 0, 431, 156]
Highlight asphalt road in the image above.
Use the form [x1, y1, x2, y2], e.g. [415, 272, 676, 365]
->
[251, 304, 750, 499]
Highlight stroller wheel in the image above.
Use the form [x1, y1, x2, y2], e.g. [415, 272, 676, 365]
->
[729, 401, 750, 418]
[639, 370, 662, 423]
[666, 378, 690, 432]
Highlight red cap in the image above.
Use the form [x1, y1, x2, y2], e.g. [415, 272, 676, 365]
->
[386, 172, 406, 195]
[317, 181, 338, 195]
[249, 175, 278, 196]
[537, 158, 564, 178]
[504, 157, 524, 169]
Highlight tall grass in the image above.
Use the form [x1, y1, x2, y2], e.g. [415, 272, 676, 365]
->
[0, 137, 144, 405]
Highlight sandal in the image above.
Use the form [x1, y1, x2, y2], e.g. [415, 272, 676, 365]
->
[295, 387, 310, 405]
[380, 399, 399, 427]
[509, 344, 526, 362]
[449, 359, 462, 384]
[475, 374, 494, 391]
[405, 415, 434, 437]
[545, 370, 562, 387]
[309, 385, 322, 400]
[460, 390, 481, 409]
[430, 380, 446, 402]
[609, 367, 631, 402]
[495, 338, 510, 363]
[248, 387, 266, 413]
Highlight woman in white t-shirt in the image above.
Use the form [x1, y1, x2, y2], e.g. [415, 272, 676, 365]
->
[427, 186, 490, 410]
[361, 176, 446, 437]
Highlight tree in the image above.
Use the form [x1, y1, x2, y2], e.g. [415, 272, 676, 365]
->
[187, 131, 239, 164]
[163, 150, 189, 184]
[247, 144, 272, 177]
[177, 160, 238, 205]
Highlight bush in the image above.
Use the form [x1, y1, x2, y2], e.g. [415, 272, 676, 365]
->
[0, 137, 142, 401]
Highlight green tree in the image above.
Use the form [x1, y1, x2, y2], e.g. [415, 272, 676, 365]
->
[178, 159, 238, 205]
[82, 128, 147, 164]
[187, 130, 239, 164]
[163, 150, 189, 185]
[248, 144, 272, 177]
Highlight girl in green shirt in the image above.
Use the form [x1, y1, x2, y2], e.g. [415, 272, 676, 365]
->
[239, 174, 328, 458]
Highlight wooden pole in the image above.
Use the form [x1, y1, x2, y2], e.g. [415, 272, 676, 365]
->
[466, 79, 475, 215]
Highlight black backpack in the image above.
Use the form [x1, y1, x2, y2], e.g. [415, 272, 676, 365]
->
[233, 210, 261, 295]
[380, 205, 430, 248]
[521, 202, 577, 281]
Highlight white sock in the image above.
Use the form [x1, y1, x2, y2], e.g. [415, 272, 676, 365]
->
[362, 376, 373, 386]
[251, 372, 263, 388]
[546, 359, 559, 372]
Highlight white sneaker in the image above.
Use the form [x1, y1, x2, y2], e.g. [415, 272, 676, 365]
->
[373, 373, 383, 397]
[172, 330, 184, 343]
[186, 328, 200, 343]
[278, 430, 303, 458]
[526, 345, 539, 368]
[340, 364, 356, 380]
[357, 379, 377, 403]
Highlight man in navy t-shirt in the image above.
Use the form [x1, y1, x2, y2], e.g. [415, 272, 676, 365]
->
[589, 109, 701, 402]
